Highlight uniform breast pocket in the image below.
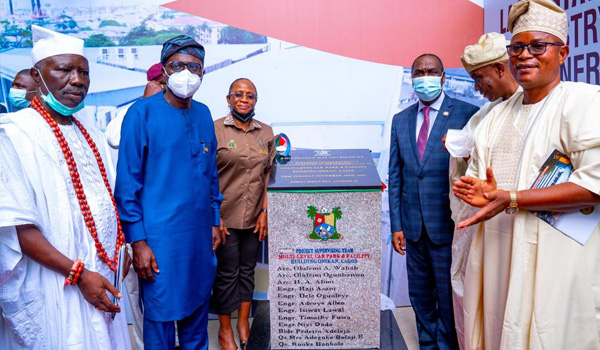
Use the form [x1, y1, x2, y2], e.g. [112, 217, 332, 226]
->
[216, 147, 233, 169]
[248, 138, 268, 168]
[259, 148, 270, 169]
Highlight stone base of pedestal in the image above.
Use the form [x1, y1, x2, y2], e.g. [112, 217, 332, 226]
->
[247, 301, 408, 350]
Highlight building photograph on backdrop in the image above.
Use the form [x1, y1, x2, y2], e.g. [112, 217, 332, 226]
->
[1, 0, 599, 349]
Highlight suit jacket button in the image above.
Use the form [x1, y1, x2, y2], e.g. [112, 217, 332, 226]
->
[418, 175, 424, 180]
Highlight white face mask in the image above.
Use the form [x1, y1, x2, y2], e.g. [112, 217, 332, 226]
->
[164, 68, 202, 99]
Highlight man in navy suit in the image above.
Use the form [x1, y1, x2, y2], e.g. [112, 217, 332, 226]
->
[389, 54, 478, 350]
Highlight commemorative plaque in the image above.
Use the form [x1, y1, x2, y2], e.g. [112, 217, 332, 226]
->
[268, 149, 382, 349]
[268, 149, 382, 191]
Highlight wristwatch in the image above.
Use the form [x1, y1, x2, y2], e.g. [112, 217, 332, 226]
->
[505, 191, 519, 214]
[261, 208, 268, 214]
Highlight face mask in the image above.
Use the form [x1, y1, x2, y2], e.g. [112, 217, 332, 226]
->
[231, 108, 255, 122]
[36, 69, 85, 116]
[412, 76, 443, 102]
[164, 69, 202, 99]
[8, 88, 31, 110]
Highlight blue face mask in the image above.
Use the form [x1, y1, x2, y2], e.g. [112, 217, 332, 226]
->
[37, 69, 85, 116]
[412, 76, 443, 102]
[8, 88, 31, 110]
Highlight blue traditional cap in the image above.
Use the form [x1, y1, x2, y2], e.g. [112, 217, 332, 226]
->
[160, 35, 205, 65]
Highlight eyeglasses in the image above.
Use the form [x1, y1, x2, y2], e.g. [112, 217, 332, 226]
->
[230, 91, 257, 101]
[166, 61, 203, 75]
[506, 42, 563, 57]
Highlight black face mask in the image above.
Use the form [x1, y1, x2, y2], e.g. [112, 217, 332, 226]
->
[231, 108, 255, 122]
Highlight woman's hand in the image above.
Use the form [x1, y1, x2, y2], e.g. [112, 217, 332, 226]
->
[254, 211, 268, 241]
[219, 218, 230, 245]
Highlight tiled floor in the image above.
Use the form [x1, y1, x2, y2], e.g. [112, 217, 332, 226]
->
[129, 306, 419, 350]
[394, 306, 419, 350]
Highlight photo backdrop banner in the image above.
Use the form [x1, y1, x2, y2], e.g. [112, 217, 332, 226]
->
[484, 0, 600, 85]
[2, 0, 526, 308]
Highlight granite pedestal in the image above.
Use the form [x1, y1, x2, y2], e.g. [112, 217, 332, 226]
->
[267, 149, 382, 350]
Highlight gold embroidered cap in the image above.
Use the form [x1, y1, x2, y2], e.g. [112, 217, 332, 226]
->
[461, 32, 509, 73]
[508, 0, 568, 44]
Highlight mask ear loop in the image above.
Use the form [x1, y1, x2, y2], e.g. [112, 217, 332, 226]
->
[35, 68, 51, 97]
[162, 66, 171, 78]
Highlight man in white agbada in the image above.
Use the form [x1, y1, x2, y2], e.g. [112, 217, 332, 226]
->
[0, 26, 131, 349]
[446, 32, 519, 350]
[453, 0, 600, 349]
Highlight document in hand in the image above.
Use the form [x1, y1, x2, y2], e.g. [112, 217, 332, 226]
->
[530, 149, 600, 245]
[110, 245, 126, 306]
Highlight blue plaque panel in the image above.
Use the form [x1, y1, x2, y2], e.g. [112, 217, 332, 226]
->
[268, 149, 382, 191]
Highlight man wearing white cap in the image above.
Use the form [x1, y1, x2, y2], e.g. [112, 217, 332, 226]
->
[0, 25, 131, 349]
[447, 32, 520, 350]
[453, 0, 600, 349]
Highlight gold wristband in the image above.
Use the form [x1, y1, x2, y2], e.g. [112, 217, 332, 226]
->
[505, 191, 519, 214]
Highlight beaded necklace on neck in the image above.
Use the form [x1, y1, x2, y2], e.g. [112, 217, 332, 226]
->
[31, 97, 125, 272]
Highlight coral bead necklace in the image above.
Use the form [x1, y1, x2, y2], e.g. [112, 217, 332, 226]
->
[31, 97, 125, 272]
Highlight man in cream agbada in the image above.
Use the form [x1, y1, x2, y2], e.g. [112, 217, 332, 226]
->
[454, 1, 600, 349]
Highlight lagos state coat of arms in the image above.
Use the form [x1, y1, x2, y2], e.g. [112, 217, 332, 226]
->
[306, 205, 343, 241]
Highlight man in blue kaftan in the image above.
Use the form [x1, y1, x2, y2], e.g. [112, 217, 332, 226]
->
[115, 35, 222, 350]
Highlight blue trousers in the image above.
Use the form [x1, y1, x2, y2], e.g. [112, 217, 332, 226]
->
[143, 300, 209, 350]
[406, 226, 458, 350]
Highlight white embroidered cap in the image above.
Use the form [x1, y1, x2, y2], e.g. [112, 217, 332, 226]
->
[31, 25, 85, 65]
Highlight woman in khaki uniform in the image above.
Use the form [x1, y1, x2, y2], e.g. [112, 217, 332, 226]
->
[212, 78, 275, 350]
